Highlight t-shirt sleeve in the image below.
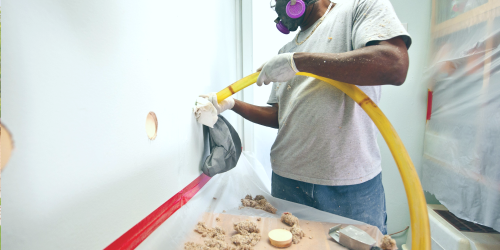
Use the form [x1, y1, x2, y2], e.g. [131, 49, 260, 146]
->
[351, 0, 411, 50]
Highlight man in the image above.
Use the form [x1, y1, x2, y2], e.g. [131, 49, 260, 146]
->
[201, 0, 411, 234]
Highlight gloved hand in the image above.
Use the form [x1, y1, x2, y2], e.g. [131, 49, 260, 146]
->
[199, 92, 235, 114]
[193, 96, 218, 128]
[256, 52, 299, 86]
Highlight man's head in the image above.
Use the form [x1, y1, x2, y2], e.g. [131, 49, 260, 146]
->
[275, 0, 319, 32]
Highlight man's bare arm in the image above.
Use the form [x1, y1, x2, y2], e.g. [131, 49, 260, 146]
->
[231, 100, 279, 129]
[293, 36, 409, 86]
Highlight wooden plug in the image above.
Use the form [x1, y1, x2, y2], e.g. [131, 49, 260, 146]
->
[269, 229, 292, 248]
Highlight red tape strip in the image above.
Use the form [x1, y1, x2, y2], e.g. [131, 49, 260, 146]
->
[427, 89, 433, 121]
[105, 174, 211, 250]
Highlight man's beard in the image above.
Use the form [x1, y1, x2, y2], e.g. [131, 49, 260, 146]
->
[275, 0, 306, 32]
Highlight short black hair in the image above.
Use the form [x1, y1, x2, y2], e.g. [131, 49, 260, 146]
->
[304, 0, 320, 5]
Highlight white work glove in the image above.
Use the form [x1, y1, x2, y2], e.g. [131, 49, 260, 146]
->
[256, 52, 299, 86]
[193, 93, 235, 128]
[193, 96, 218, 128]
[199, 92, 235, 114]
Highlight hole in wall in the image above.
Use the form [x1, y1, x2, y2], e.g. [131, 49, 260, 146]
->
[1, 122, 15, 171]
[145, 112, 158, 140]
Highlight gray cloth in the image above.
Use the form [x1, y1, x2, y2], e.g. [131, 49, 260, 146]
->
[268, 0, 411, 186]
[202, 115, 242, 177]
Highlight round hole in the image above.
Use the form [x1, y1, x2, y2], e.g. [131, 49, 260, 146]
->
[1, 122, 15, 171]
[145, 112, 158, 140]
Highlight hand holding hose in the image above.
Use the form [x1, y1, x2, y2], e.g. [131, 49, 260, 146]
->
[256, 53, 299, 86]
[199, 93, 235, 114]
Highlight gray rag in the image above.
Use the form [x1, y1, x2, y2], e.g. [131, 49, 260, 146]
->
[202, 115, 242, 177]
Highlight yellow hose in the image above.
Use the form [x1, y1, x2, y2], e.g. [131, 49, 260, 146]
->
[217, 72, 260, 103]
[216, 72, 431, 250]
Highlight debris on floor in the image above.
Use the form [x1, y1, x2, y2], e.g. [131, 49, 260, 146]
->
[184, 242, 207, 250]
[380, 235, 397, 250]
[186, 220, 262, 250]
[231, 233, 261, 247]
[240, 195, 277, 214]
[205, 238, 230, 249]
[280, 212, 305, 244]
[194, 222, 226, 240]
[288, 225, 305, 244]
[231, 221, 261, 249]
[281, 212, 299, 227]
[233, 221, 260, 235]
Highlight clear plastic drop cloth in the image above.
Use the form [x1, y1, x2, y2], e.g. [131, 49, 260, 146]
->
[423, 14, 500, 231]
[137, 152, 379, 249]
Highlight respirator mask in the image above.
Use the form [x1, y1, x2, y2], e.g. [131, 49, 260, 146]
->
[271, 0, 315, 34]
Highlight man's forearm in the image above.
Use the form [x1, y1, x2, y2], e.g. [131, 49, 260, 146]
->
[231, 99, 279, 129]
[293, 37, 409, 86]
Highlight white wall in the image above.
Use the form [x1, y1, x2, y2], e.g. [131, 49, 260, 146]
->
[250, 0, 432, 247]
[2, 0, 240, 249]
[379, 0, 432, 246]
[251, 0, 292, 180]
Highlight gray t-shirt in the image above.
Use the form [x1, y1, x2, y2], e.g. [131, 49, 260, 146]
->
[268, 0, 411, 186]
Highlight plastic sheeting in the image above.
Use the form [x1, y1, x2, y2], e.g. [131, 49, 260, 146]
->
[422, 11, 500, 231]
[435, 0, 488, 24]
[136, 152, 380, 249]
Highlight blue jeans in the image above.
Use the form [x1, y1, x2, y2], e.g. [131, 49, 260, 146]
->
[271, 172, 387, 234]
